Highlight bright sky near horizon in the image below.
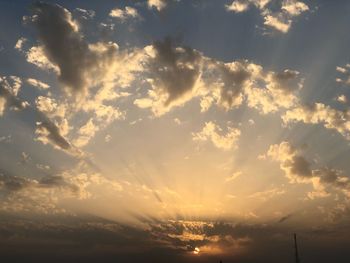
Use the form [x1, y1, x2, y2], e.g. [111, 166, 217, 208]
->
[1, 1, 350, 262]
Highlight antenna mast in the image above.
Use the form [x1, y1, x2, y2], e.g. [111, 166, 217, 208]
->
[294, 233, 300, 263]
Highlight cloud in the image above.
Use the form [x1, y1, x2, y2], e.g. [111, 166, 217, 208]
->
[225, 171, 242, 182]
[28, 2, 131, 97]
[35, 119, 72, 151]
[0, 77, 77, 154]
[278, 213, 293, 223]
[134, 37, 203, 115]
[336, 94, 347, 104]
[25, 45, 60, 72]
[109, 6, 140, 21]
[0, 76, 28, 116]
[0, 162, 123, 214]
[226, 0, 309, 33]
[265, 141, 350, 198]
[148, 0, 167, 11]
[263, 14, 291, 33]
[192, 122, 241, 150]
[226, 0, 270, 13]
[248, 187, 285, 201]
[0, 171, 33, 192]
[201, 61, 302, 113]
[73, 118, 99, 147]
[14, 37, 27, 51]
[335, 63, 350, 85]
[281, 0, 309, 16]
[208, 60, 252, 110]
[26, 78, 50, 89]
[282, 103, 350, 140]
[135, 38, 303, 116]
[16, 3, 142, 149]
[75, 8, 95, 20]
[266, 141, 313, 183]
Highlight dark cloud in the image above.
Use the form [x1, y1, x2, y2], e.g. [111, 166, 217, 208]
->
[314, 168, 350, 190]
[0, 170, 77, 194]
[29, 2, 119, 96]
[272, 69, 301, 92]
[30, 2, 91, 93]
[38, 174, 79, 193]
[0, 78, 28, 114]
[0, 215, 350, 263]
[268, 141, 350, 196]
[289, 155, 312, 178]
[216, 61, 251, 109]
[36, 119, 71, 150]
[149, 37, 202, 106]
[0, 171, 32, 191]
[1, 75, 73, 152]
[278, 214, 293, 223]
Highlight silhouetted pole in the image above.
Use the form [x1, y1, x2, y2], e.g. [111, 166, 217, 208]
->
[294, 233, 300, 263]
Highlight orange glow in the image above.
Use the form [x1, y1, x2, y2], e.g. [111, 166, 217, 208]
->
[193, 247, 200, 255]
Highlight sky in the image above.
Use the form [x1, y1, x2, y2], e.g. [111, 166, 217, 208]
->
[1, 0, 350, 262]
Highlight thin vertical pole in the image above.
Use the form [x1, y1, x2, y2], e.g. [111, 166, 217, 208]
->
[294, 233, 300, 263]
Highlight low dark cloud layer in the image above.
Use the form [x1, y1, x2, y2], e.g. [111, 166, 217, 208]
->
[0, 214, 350, 263]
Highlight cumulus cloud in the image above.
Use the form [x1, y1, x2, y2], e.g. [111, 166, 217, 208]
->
[21, 2, 304, 126]
[73, 118, 99, 147]
[35, 119, 72, 151]
[26, 78, 50, 89]
[25, 45, 60, 72]
[14, 37, 27, 51]
[27, 2, 138, 98]
[109, 6, 140, 21]
[266, 141, 312, 183]
[282, 103, 350, 140]
[192, 122, 241, 150]
[335, 63, 350, 85]
[226, 0, 309, 33]
[134, 37, 203, 115]
[0, 75, 76, 154]
[134, 38, 303, 116]
[0, 76, 28, 116]
[263, 14, 291, 33]
[0, 162, 122, 214]
[265, 141, 350, 198]
[281, 0, 309, 16]
[226, 0, 270, 13]
[148, 0, 167, 11]
[336, 94, 347, 104]
[75, 8, 95, 20]
[15, 3, 142, 149]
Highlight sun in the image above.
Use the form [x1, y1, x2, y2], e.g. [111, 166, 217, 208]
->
[193, 247, 200, 255]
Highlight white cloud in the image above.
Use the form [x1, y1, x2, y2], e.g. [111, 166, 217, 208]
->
[14, 37, 27, 51]
[281, 0, 309, 16]
[225, 171, 242, 182]
[148, 0, 167, 11]
[109, 6, 140, 21]
[248, 187, 285, 201]
[282, 103, 350, 140]
[226, 0, 309, 33]
[192, 122, 241, 150]
[263, 15, 291, 33]
[337, 95, 347, 104]
[26, 78, 50, 89]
